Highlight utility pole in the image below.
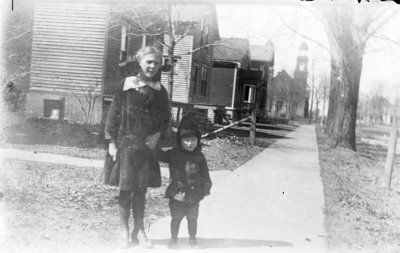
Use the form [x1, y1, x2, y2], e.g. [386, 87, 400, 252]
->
[308, 60, 315, 124]
[385, 86, 399, 190]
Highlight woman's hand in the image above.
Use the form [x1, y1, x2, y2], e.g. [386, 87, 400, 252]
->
[108, 142, 117, 161]
[146, 132, 161, 149]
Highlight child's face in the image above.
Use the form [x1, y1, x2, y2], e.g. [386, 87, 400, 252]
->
[181, 136, 198, 152]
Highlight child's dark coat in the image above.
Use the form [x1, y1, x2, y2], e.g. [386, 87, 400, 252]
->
[158, 147, 212, 205]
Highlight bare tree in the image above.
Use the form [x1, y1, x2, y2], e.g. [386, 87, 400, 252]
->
[2, 0, 34, 109]
[72, 82, 102, 125]
[315, 74, 329, 126]
[110, 2, 220, 101]
[320, 3, 398, 150]
[279, 2, 398, 150]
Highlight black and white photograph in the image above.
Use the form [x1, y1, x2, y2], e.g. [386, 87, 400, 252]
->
[1, 0, 400, 252]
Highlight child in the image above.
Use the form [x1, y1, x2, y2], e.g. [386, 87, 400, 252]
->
[157, 115, 212, 248]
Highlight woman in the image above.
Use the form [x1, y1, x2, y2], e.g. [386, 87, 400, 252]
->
[104, 46, 170, 248]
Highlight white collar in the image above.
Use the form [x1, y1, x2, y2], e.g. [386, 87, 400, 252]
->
[123, 76, 161, 91]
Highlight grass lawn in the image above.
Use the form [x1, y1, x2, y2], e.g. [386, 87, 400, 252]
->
[317, 126, 400, 253]
[0, 116, 289, 252]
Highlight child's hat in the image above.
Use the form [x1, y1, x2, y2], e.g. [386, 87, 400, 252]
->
[177, 114, 201, 145]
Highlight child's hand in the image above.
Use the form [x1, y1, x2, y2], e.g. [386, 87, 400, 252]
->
[146, 132, 161, 149]
[173, 192, 185, 202]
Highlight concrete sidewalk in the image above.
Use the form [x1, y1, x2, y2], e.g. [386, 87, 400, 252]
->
[0, 147, 230, 182]
[148, 124, 326, 253]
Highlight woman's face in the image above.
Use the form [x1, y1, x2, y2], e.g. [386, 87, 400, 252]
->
[138, 53, 161, 80]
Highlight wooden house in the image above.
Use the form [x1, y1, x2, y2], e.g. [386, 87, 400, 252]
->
[165, 4, 222, 124]
[249, 41, 275, 119]
[26, 0, 110, 124]
[26, 1, 221, 125]
[210, 38, 250, 121]
[209, 39, 275, 121]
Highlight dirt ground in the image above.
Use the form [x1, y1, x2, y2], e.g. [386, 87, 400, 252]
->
[0, 116, 286, 253]
[3, 114, 400, 252]
[317, 125, 400, 253]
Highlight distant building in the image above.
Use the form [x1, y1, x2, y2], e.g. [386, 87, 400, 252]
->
[270, 70, 294, 118]
[293, 42, 310, 118]
[210, 39, 274, 121]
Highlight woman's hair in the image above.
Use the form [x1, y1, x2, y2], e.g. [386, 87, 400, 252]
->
[120, 46, 164, 81]
[135, 46, 162, 63]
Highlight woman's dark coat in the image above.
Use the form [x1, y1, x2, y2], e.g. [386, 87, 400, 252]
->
[103, 79, 170, 191]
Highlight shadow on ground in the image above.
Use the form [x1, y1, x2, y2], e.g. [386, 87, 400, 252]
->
[152, 237, 293, 249]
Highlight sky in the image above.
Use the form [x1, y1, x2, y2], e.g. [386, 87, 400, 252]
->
[216, 0, 400, 101]
[2, 0, 400, 100]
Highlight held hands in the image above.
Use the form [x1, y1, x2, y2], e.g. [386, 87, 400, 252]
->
[173, 192, 186, 202]
[146, 132, 161, 149]
[108, 142, 117, 161]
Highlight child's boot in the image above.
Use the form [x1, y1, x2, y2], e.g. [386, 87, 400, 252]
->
[188, 218, 199, 248]
[168, 237, 178, 249]
[189, 237, 198, 248]
[169, 217, 181, 248]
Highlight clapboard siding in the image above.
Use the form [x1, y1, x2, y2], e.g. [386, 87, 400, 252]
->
[161, 35, 193, 103]
[27, 2, 109, 124]
[30, 2, 109, 94]
[209, 68, 235, 107]
[26, 91, 102, 125]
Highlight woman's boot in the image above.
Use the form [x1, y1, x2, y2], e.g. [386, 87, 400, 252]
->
[132, 191, 153, 248]
[118, 191, 131, 248]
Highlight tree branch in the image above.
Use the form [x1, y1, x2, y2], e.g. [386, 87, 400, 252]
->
[363, 8, 398, 43]
[3, 30, 31, 44]
[182, 42, 231, 56]
[276, 11, 331, 54]
[176, 25, 191, 44]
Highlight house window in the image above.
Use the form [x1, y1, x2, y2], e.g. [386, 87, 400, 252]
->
[163, 57, 179, 74]
[200, 65, 208, 96]
[44, 99, 63, 120]
[120, 25, 128, 62]
[243, 84, 256, 103]
[192, 64, 199, 95]
[192, 64, 199, 82]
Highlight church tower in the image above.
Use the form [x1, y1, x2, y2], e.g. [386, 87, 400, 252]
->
[293, 42, 309, 118]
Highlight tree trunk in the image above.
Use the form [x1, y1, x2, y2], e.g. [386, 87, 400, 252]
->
[322, 6, 366, 151]
[320, 92, 326, 127]
[166, 4, 175, 101]
[167, 45, 175, 101]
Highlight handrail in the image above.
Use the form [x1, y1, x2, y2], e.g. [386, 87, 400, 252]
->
[201, 116, 252, 138]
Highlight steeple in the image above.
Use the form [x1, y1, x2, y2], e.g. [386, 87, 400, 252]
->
[293, 42, 310, 118]
[296, 42, 308, 72]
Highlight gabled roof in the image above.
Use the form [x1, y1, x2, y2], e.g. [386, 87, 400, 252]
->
[274, 70, 293, 83]
[172, 4, 217, 22]
[212, 38, 249, 62]
[250, 42, 274, 63]
[171, 4, 220, 43]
